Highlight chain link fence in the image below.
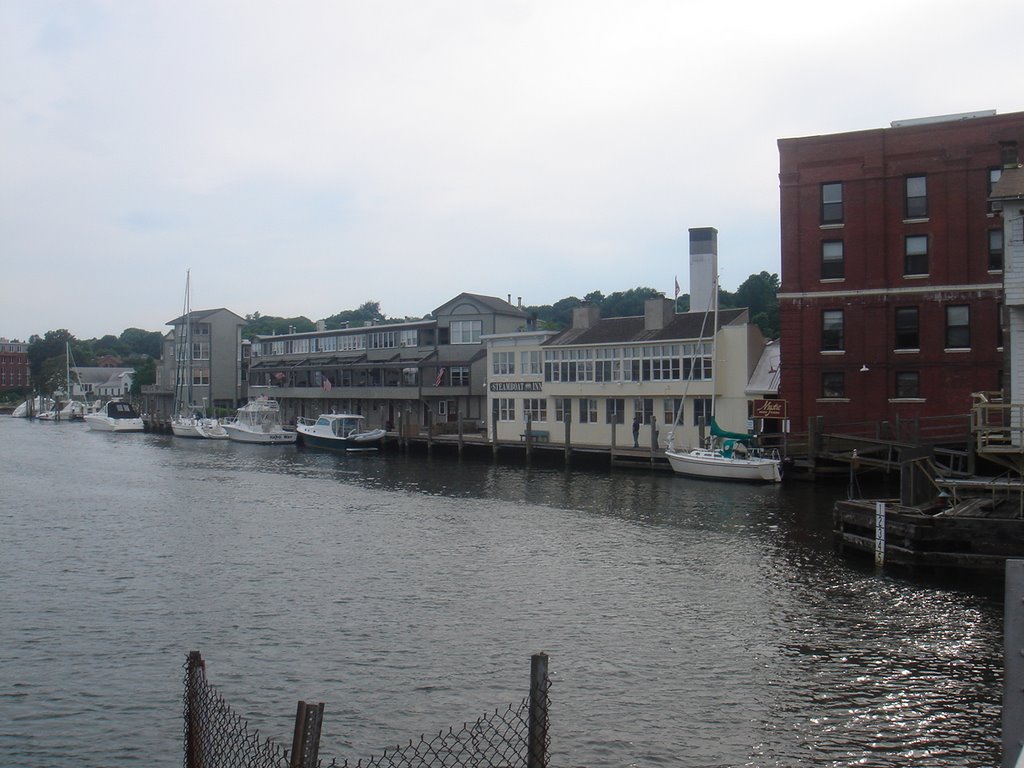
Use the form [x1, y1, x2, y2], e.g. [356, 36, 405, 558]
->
[183, 650, 551, 768]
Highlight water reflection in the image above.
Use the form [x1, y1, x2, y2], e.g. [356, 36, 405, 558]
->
[0, 420, 1003, 767]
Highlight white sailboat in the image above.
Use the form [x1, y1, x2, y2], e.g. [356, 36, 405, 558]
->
[171, 271, 228, 440]
[37, 342, 90, 421]
[663, 276, 782, 483]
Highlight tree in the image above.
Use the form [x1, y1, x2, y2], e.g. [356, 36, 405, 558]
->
[129, 358, 156, 396]
[322, 301, 386, 330]
[120, 328, 163, 358]
[733, 271, 780, 339]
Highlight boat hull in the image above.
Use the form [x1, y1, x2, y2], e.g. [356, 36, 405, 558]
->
[84, 414, 144, 432]
[665, 448, 782, 483]
[224, 424, 297, 444]
[296, 428, 385, 452]
[171, 418, 229, 439]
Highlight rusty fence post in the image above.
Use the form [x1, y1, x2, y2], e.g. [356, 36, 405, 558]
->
[527, 652, 549, 768]
[185, 650, 206, 768]
[290, 700, 325, 768]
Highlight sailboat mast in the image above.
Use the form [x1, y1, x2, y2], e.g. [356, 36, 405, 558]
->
[711, 273, 719, 422]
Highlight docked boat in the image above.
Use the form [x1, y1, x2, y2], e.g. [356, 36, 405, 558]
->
[224, 398, 296, 444]
[663, 275, 782, 484]
[295, 413, 386, 452]
[37, 343, 91, 421]
[12, 396, 52, 418]
[170, 270, 228, 440]
[84, 400, 145, 432]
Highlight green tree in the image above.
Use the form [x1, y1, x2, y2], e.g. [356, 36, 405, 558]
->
[120, 328, 163, 358]
[733, 271, 780, 339]
[129, 357, 156, 396]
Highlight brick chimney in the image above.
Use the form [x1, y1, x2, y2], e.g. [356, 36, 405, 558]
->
[572, 303, 601, 329]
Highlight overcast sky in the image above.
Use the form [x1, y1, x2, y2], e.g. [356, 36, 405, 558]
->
[2, 1, 1022, 341]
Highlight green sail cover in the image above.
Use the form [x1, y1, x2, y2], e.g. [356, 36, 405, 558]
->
[710, 418, 752, 443]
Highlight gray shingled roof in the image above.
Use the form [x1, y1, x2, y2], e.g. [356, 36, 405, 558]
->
[544, 307, 747, 346]
[991, 165, 1024, 200]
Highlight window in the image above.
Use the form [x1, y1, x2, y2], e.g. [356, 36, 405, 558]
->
[520, 350, 542, 375]
[191, 342, 210, 361]
[821, 310, 844, 351]
[990, 167, 1003, 214]
[449, 366, 470, 386]
[905, 175, 927, 219]
[904, 235, 929, 276]
[579, 398, 598, 424]
[946, 305, 970, 349]
[400, 329, 418, 347]
[663, 398, 683, 427]
[894, 372, 920, 399]
[692, 398, 712, 427]
[821, 240, 844, 280]
[822, 372, 845, 398]
[523, 398, 547, 423]
[402, 367, 419, 386]
[989, 229, 1004, 272]
[605, 398, 625, 424]
[555, 398, 571, 423]
[894, 307, 919, 350]
[492, 351, 515, 375]
[450, 320, 481, 344]
[498, 398, 515, 422]
[998, 303, 1004, 349]
[821, 182, 843, 224]
[634, 398, 654, 425]
[192, 367, 210, 386]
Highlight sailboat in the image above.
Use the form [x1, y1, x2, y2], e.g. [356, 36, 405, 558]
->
[171, 271, 228, 440]
[663, 276, 782, 483]
[37, 342, 90, 421]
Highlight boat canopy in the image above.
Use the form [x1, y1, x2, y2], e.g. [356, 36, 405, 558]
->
[710, 418, 751, 443]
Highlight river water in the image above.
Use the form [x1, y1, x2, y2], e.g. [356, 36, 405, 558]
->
[0, 418, 1004, 767]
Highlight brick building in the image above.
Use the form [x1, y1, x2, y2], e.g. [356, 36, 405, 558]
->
[777, 110, 1024, 431]
[0, 338, 30, 391]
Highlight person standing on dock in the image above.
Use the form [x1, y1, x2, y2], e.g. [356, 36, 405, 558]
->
[632, 414, 640, 448]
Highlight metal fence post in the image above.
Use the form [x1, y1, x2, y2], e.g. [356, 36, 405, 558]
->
[527, 653, 549, 768]
[185, 650, 205, 768]
[290, 700, 325, 768]
[1004, 560, 1024, 767]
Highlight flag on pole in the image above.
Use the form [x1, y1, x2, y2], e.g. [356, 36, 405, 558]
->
[434, 367, 446, 387]
[674, 276, 680, 299]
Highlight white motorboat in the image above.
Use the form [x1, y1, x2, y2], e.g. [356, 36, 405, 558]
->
[12, 396, 52, 418]
[84, 400, 145, 432]
[224, 398, 296, 444]
[296, 413, 386, 452]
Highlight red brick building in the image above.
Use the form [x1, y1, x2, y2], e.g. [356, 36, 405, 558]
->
[0, 338, 30, 391]
[777, 110, 1024, 432]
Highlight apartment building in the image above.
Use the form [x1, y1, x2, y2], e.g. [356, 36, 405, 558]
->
[777, 110, 1024, 429]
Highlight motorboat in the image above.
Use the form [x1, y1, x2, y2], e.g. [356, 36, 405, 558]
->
[295, 413, 386, 452]
[84, 400, 145, 432]
[224, 398, 296, 444]
[12, 396, 52, 418]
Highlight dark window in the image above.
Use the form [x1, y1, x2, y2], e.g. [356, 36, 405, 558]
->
[822, 372, 845, 398]
[821, 310, 844, 351]
[998, 303, 1004, 349]
[946, 305, 970, 349]
[895, 372, 920, 399]
[989, 229, 1004, 272]
[989, 167, 1003, 214]
[821, 182, 843, 224]
[693, 398, 712, 426]
[821, 240, 844, 280]
[605, 398, 625, 424]
[905, 175, 927, 219]
[633, 398, 654, 425]
[905, 235, 929, 276]
[894, 307, 919, 350]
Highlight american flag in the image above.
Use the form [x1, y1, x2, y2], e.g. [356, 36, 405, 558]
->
[674, 276, 680, 299]
[434, 367, 446, 387]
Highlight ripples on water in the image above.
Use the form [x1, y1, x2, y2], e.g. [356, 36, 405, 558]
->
[0, 419, 1003, 767]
